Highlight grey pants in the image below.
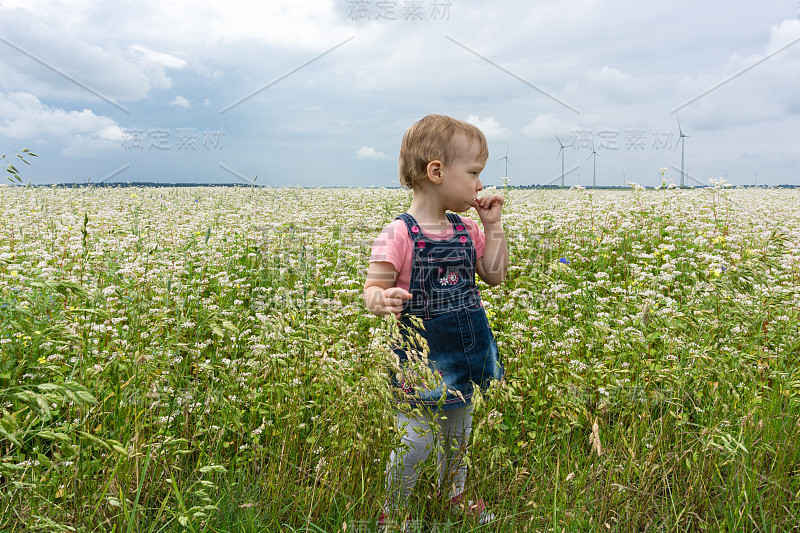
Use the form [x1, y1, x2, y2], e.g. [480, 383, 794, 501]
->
[385, 404, 473, 510]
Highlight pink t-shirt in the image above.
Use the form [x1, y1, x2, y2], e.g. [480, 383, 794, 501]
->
[369, 216, 486, 291]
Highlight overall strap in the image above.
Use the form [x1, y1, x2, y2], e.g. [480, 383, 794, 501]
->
[396, 213, 428, 318]
[396, 213, 424, 242]
[445, 212, 469, 235]
[445, 212, 462, 228]
[445, 213, 474, 247]
[398, 212, 467, 239]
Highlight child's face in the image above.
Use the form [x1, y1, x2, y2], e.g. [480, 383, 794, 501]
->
[438, 134, 486, 212]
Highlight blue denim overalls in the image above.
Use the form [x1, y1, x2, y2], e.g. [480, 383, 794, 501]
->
[391, 213, 504, 411]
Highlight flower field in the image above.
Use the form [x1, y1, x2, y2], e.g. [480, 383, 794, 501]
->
[1, 185, 799, 532]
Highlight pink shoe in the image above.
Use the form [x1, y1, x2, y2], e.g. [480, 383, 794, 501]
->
[448, 493, 495, 524]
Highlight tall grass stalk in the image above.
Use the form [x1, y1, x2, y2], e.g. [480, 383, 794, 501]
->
[0, 185, 798, 531]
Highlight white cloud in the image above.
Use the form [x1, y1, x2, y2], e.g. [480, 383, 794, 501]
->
[126, 45, 187, 92]
[0, 91, 123, 155]
[128, 45, 187, 69]
[4, 0, 353, 50]
[171, 96, 191, 108]
[195, 63, 225, 81]
[586, 66, 643, 98]
[522, 114, 578, 139]
[766, 18, 800, 55]
[673, 18, 800, 129]
[0, 1, 798, 186]
[562, 66, 645, 108]
[356, 146, 389, 160]
[465, 116, 512, 140]
[0, 8, 185, 102]
[201, 1, 352, 49]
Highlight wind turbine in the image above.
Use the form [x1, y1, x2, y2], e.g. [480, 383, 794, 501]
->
[498, 148, 511, 178]
[587, 141, 600, 187]
[674, 120, 690, 187]
[556, 135, 573, 187]
[754, 171, 758, 187]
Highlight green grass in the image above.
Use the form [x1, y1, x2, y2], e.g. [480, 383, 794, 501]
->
[1, 185, 799, 532]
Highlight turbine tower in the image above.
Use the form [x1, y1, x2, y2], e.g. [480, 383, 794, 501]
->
[498, 148, 511, 178]
[556, 135, 573, 187]
[675, 120, 690, 187]
[587, 141, 600, 187]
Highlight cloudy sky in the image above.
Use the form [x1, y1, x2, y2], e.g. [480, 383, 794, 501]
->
[1, 0, 798, 187]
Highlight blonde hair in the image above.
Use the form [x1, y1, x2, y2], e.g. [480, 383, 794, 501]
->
[398, 114, 489, 190]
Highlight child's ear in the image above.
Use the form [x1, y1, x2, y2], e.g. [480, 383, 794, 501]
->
[427, 160, 443, 184]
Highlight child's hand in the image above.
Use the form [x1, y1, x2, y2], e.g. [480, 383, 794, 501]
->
[473, 195, 505, 226]
[381, 287, 413, 318]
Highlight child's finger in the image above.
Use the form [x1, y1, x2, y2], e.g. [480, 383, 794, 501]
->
[483, 195, 504, 207]
[386, 299, 404, 310]
[476, 195, 501, 210]
[383, 288, 412, 316]
[387, 302, 406, 318]
[385, 287, 413, 300]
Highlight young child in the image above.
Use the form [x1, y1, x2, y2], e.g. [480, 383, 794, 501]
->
[364, 114, 507, 526]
